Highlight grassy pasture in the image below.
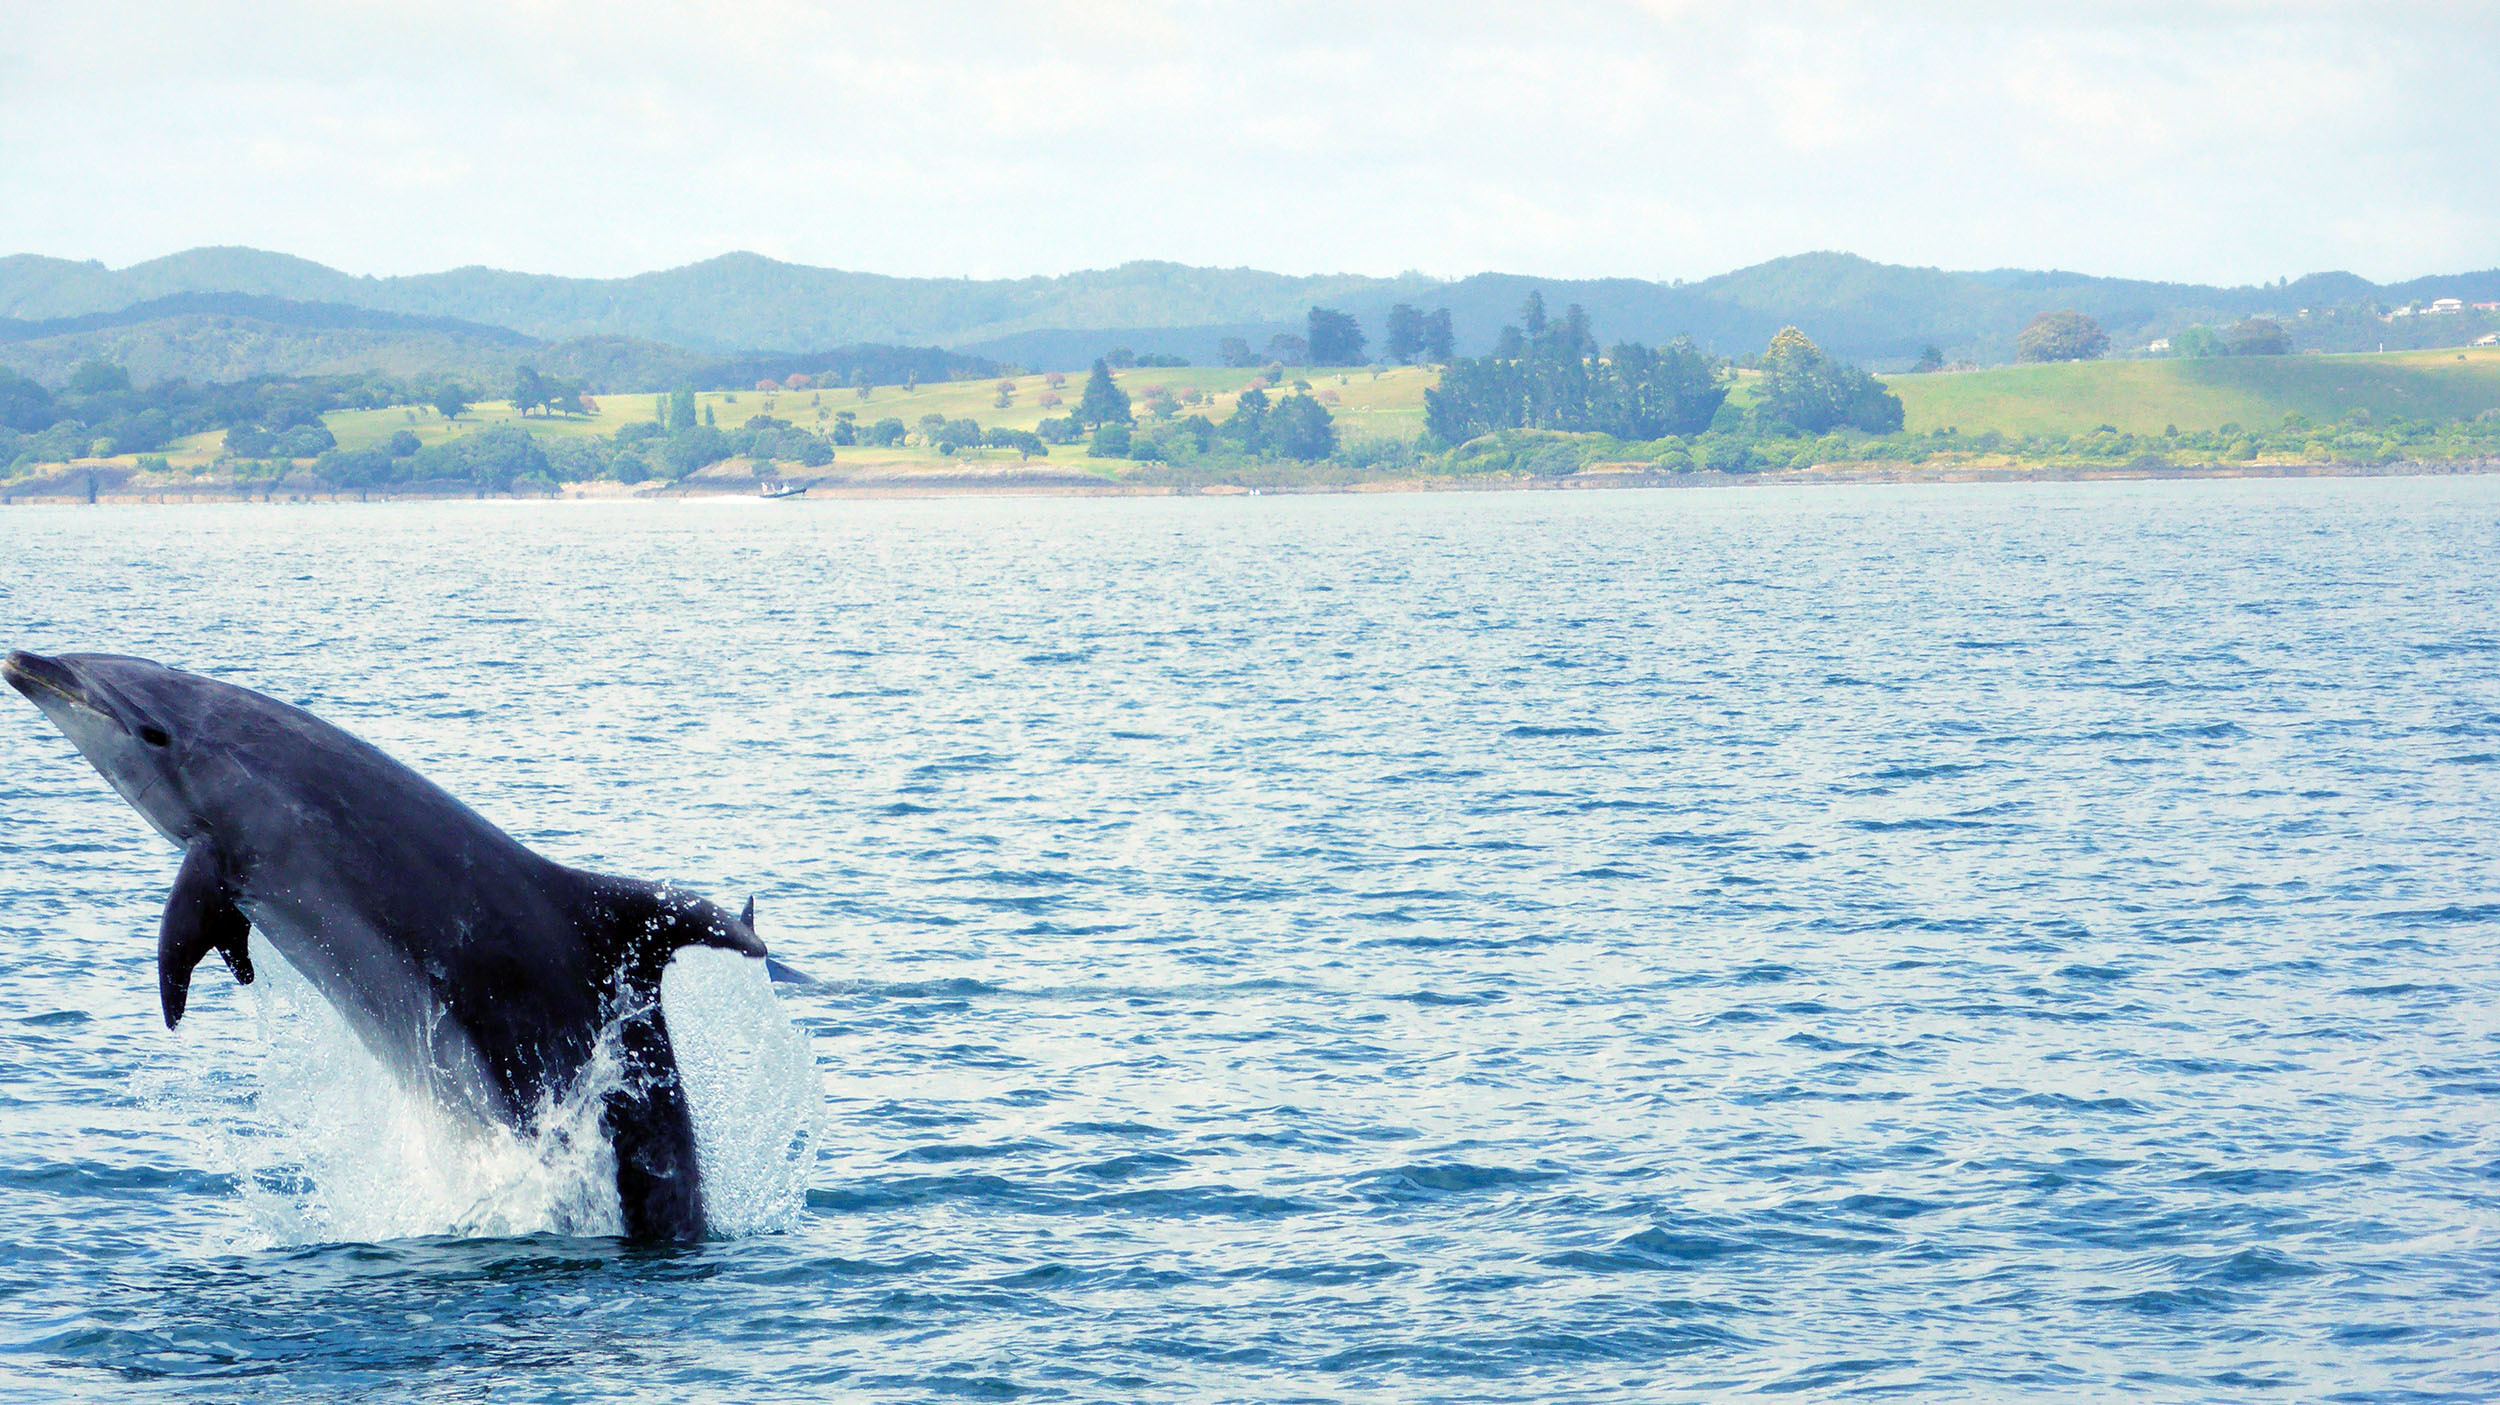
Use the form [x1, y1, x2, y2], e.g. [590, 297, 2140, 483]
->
[1888, 347, 2500, 437]
[325, 365, 1437, 468]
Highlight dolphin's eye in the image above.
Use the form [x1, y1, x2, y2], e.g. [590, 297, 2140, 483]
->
[137, 725, 171, 748]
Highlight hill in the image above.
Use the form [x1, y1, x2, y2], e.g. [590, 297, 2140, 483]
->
[9, 247, 2500, 372]
[0, 292, 997, 392]
[0, 250, 1434, 359]
[1887, 346, 2500, 437]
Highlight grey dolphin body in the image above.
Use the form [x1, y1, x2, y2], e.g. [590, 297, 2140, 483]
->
[5, 649, 774, 1242]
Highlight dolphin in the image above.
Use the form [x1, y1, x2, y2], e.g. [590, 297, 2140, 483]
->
[4, 649, 794, 1242]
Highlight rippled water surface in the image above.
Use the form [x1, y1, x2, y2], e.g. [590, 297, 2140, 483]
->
[3, 480, 2497, 1401]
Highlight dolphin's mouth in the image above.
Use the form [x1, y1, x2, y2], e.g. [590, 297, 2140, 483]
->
[3, 650, 88, 711]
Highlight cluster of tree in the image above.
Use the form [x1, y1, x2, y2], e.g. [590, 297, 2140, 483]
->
[1381, 304, 1457, 365]
[1019, 359, 1339, 462]
[1752, 327, 1905, 434]
[509, 365, 592, 416]
[0, 360, 429, 474]
[2166, 319, 2292, 358]
[2016, 311, 2110, 363]
[306, 426, 552, 492]
[1424, 291, 1740, 442]
[1215, 304, 1453, 369]
[1102, 347, 1190, 369]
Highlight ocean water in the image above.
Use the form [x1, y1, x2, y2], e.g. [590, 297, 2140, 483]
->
[0, 478, 2495, 1402]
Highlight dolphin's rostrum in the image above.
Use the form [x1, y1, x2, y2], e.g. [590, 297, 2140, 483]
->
[5, 649, 782, 1242]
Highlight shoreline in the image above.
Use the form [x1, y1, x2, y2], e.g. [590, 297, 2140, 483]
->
[3, 456, 2494, 506]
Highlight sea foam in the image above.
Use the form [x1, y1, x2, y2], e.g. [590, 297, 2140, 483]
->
[148, 945, 818, 1247]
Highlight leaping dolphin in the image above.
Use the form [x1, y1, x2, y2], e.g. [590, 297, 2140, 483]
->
[4, 649, 791, 1242]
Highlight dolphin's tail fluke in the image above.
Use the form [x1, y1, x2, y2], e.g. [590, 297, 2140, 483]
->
[763, 956, 821, 987]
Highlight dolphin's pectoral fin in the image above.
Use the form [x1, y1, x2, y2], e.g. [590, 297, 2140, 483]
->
[158, 844, 252, 1029]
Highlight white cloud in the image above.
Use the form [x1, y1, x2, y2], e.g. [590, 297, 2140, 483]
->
[0, 1, 2490, 284]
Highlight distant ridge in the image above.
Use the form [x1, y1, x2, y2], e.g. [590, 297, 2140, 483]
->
[0, 291, 535, 346]
[0, 286, 999, 392]
[4, 246, 2495, 372]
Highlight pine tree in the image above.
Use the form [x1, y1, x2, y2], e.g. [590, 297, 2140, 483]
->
[1423, 308, 1456, 364]
[1075, 358, 1132, 428]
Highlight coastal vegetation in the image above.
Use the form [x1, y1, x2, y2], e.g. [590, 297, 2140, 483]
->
[8, 319, 2499, 498]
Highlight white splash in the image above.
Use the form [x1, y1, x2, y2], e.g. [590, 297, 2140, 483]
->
[148, 944, 818, 1247]
[662, 945, 822, 1235]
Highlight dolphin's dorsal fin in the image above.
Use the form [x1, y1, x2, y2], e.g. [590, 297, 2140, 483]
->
[159, 844, 253, 1028]
[740, 896, 755, 929]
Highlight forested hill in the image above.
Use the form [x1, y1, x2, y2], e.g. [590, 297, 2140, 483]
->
[5, 246, 2497, 371]
[0, 289, 996, 392]
[0, 250, 1434, 358]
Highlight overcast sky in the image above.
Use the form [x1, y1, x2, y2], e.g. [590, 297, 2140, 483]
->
[3, 1, 2492, 286]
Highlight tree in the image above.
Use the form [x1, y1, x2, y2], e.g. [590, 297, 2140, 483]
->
[410, 425, 550, 490]
[1265, 332, 1309, 365]
[2016, 310, 2109, 363]
[1383, 304, 1425, 364]
[1075, 358, 1132, 428]
[1223, 385, 1271, 451]
[1555, 303, 1595, 360]
[983, 427, 1048, 460]
[312, 446, 396, 490]
[1307, 308, 1366, 366]
[2226, 318, 2291, 356]
[661, 425, 731, 478]
[1753, 327, 1903, 434]
[1519, 290, 1549, 342]
[1423, 308, 1456, 364]
[1265, 394, 1338, 459]
[1911, 345, 1945, 374]
[66, 360, 133, 397]
[2172, 325, 2227, 358]
[512, 365, 548, 416]
[668, 385, 698, 432]
[433, 384, 471, 421]
[0, 368, 56, 431]
[1218, 336, 1258, 368]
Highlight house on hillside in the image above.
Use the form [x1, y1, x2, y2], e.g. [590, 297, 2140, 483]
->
[2478, 333, 2500, 347]
[2145, 337, 2171, 354]
[2474, 301, 2500, 313]
[2429, 297, 2465, 314]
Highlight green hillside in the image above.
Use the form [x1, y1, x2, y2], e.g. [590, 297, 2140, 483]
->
[321, 365, 1436, 476]
[8, 246, 2496, 369]
[1889, 347, 2500, 436]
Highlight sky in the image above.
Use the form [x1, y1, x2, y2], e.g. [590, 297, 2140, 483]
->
[2, 1, 2493, 287]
